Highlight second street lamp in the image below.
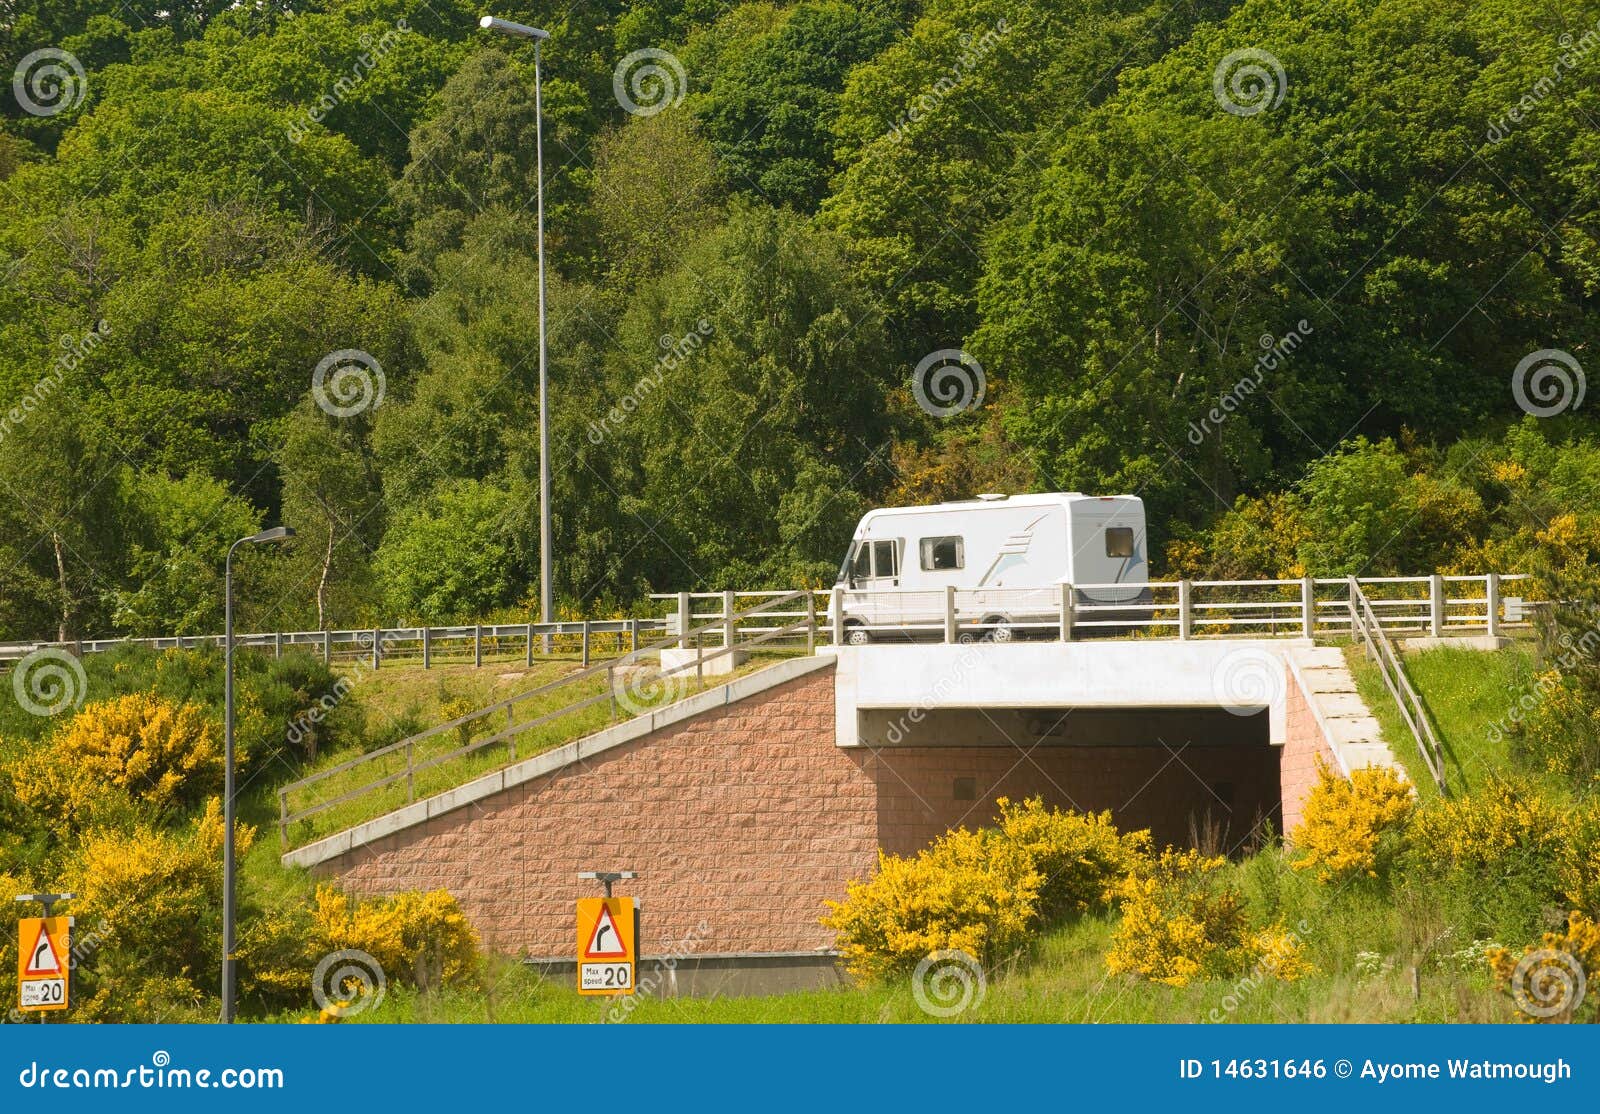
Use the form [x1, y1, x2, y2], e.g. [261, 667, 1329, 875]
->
[221, 525, 294, 1024]
[480, 13, 553, 654]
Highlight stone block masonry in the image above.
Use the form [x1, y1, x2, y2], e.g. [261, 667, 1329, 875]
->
[313, 658, 1291, 959]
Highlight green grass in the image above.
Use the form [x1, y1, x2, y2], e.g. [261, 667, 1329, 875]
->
[1345, 640, 1536, 797]
[300, 892, 1511, 1025]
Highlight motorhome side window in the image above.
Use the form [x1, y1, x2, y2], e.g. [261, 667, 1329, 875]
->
[1105, 527, 1134, 558]
[919, 536, 964, 571]
[872, 540, 898, 578]
[851, 544, 872, 579]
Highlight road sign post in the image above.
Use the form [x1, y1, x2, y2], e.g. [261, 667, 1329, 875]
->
[15, 893, 74, 1017]
[577, 871, 637, 997]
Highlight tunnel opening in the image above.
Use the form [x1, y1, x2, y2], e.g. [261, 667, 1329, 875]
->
[862, 705, 1279, 856]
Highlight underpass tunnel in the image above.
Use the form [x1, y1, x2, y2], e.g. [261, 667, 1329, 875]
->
[860, 705, 1279, 856]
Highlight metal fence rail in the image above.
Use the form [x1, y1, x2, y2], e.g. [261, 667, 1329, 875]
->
[1349, 580, 1450, 796]
[276, 591, 812, 848]
[3, 573, 1535, 670]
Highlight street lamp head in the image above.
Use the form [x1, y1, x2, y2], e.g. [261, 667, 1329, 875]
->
[249, 526, 295, 544]
[479, 15, 549, 39]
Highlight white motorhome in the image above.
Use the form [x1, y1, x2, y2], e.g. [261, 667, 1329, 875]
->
[831, 492, 1150, 643]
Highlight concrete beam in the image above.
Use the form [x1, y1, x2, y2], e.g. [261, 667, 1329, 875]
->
[822, 640, 1306, 748]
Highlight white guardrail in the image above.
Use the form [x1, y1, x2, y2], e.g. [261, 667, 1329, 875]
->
[0, 574, 1534, 668]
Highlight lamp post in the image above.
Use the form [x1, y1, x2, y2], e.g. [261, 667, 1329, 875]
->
[479, 14, 553, 653]
[221, 526, 294, 1024]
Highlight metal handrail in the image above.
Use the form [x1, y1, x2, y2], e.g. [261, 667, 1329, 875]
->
[1349, 579, 1449, 796]
[277, 594, 810, 845]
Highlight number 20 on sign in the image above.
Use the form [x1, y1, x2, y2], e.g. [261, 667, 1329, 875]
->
[17, 916, 70, 1012]
[576, 897, 635, 995]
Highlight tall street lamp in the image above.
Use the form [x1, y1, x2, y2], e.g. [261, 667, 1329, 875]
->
[221, 525, 294, 1024]
[480, 14, 553, 652]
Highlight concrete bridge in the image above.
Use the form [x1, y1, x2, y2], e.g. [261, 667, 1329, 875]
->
[278, 573, 1523, 990]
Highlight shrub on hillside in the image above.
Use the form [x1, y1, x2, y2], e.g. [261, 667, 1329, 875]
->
[1408, 778, 1572, 940]
[1487, 910, 1600, 1023]
[1106, 848, 1312, 988]
[64, 800, 241, 1021]
[11, 694, 224, 825]
[1290, 762, 1414, 884]
[1515, 669, 1600, 786]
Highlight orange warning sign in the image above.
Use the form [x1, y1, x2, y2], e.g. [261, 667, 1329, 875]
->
[576, 897, 635, 995]
[17, 916, 70, 1012]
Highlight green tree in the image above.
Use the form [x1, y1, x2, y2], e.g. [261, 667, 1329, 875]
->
[697, 2, 897, 211]
[374, 478, 518, 622]
[276, 402, 382, 630]
[109, 471, 262, 635]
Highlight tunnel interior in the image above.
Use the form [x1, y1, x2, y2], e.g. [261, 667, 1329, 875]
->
[862, 705, 1280, 856]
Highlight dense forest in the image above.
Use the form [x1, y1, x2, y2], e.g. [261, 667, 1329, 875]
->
[1, 0, 1596, 640]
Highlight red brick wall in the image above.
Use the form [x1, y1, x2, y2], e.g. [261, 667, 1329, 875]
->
[1280, 665, 1338, 837]
[318, 665, 1283, 957]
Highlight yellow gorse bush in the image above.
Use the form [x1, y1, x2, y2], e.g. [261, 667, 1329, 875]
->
[1290, 762, 1414, 883]
[1517, 670, 1600, 782]
[996, 797, 1152, 919]
[1106, 848, 1312, 988]
[822, 798, 1149, 982]
[1486, 910, 1600, 1023]
[1408, 777, 1564, 878]
[11, 693, 224, 824]
[313, 885, 480, 989]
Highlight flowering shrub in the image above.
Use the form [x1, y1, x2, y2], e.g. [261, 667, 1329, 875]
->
[822, 826, 1039, 982]
[1290, 762, 1413, 883]
[64, 800, 243, 1021]
[313, 885, 480, 990]
[1408, 778, 1565, 880]
[995, 797, 1152, 918]
[11, 694, 224, 824]
[1516, 670, 1600, 783]
[1107, 849, 1311, 987]
[1487, 911, 1600, 1023]
[823, 799, 1153, 982]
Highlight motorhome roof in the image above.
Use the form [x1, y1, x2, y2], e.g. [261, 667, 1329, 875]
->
[861, 492, 1138, 519]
